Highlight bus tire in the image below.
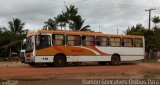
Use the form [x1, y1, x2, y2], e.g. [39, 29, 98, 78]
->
[54, 54, 66, 67]
[98, 62, 107, 65]
[109, 55, 120, 65]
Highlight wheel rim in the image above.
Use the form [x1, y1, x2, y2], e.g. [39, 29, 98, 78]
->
[57, 58, 63, 64]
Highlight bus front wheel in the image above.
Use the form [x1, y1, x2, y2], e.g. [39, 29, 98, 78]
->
[109, 55, 120, 65]
[54, 55, 66, 67]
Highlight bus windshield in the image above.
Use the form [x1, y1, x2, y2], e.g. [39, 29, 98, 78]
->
[21, 39, 26, 50]
[26, 37, 34, 52]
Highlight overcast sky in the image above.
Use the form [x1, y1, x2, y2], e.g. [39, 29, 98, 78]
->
[0, 0, 160, 34]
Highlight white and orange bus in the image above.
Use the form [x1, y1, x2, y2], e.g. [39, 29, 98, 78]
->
[21, 30, 145, 66]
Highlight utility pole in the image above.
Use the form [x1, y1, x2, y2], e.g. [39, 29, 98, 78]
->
[145, 8, 156, 30]
[117, 28, 119, 34]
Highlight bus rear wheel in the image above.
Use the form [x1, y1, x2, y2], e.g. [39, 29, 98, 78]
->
[109, 55, 120, 65]
[54, 55, 66, 67]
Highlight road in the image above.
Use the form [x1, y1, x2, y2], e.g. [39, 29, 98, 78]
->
[0, 62, 160, 79]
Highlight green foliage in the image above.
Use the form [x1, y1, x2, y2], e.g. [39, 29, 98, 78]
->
[8, 18, 27, 35]
[125, 24, 145, 35]
[0, 18, 26, 58]
[143, 29, 157, 51]
[44, 5, 91, 31]
[152, 16, 160, 26]
[43, 18, 58, 30]
[125, 16, 160, 53]
[125, 23, 160, 52]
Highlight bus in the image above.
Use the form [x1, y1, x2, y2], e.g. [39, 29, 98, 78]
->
[21, 30, 145, 66]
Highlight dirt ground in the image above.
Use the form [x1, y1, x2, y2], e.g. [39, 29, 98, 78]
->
[0, 61, 160, 79]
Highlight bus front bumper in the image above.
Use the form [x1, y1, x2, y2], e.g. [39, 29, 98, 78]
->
[25, 57, 34, 63]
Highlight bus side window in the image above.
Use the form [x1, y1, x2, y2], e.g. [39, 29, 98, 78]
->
[82, 36, 95, 46]
[122, 38, 133, 47]
[67, 35, 81, 46]
[134, 38, 143, 47]
[52, 34, 65, 46]
[110, 37, 121, 47]
[96, 36, 108, 46]
[82, 36, 86, 46]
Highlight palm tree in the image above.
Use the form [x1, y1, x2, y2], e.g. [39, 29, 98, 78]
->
[43, 18, 58, 30]
[0, 26, 9, 32]
[152, 16, 160, 26]
[71, 15, 91, 31]
[56, 14, 67, 30]
[56, 5, 91, 31]
[65, 5, 78, 17]
[8, 18, 26, 35]
[0, 18, 27, 58]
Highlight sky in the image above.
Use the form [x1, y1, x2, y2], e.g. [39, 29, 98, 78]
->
[0, 0, 160, 34]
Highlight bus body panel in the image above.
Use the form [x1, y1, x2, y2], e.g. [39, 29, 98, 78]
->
[97, 47, 144, 61]
[29, 46, 144, 63]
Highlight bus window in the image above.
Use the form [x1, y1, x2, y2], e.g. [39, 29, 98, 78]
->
[110, 37, 121, 47]
[67, 35, 81, 46]
[36, 35, 51, 49]
[96, 36, 108, 46]
[82, 36, 95, 46]
[134, 38, 143, 47]
[52, 34, 65, 45]
[122, 38, 133, 47]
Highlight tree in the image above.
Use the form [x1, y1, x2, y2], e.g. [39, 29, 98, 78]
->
[43, 18, 58, 30]
[152, 16, 160, 26]
[51, 5, 91, 31]
[0, 31, 20, 58]
[0, 26, 9, 32]
[125, 24, 145, 35]
[153, 27, 160, 50]
[56, 14, 67, 30]
[8, 18, 26, 35]
[44, 5, 91, 31]
[70, 15, 91, 31]
[0, 18, 27, 58]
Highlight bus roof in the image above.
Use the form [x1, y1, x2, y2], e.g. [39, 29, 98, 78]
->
[27, 30, 144, 38]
